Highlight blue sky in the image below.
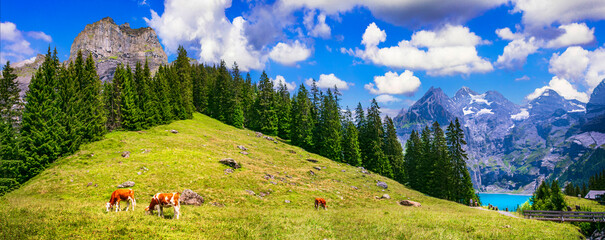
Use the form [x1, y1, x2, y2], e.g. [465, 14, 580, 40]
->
[2, 0, 605, 117]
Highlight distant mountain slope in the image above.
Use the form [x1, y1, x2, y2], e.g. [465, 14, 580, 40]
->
[583, 80, 605, 132]
[394, 82, 605, 193]
[0, 113, 579, 239]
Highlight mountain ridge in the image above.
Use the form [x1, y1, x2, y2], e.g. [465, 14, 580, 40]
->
[395, 81, 604, 193]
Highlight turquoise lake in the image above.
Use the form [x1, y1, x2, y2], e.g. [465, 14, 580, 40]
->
[478, 193, 531, 211]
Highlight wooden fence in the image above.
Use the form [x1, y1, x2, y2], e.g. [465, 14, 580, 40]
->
[522, 210, 605, 222]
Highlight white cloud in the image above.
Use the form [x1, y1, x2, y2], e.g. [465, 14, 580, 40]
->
[271, 75, 296, 91]
[526, 76, 590, 103]
[549, 46, 590, 82]
[145, 0, 264, 71]
[512, 0, 605, 28]
[0, 22, 21, 42]
[352, 23, 492, 76]
[548, 46, 605, 91]
[269, 40, 312, 66]
[305, 73, 351, 90]
[361, 22, 386, 47]
[280, 0, 506, 27]
[0, 21, 48, 63]
[410, 25, 487, 47]
[495, 22, 594, 69]
[545, 23, 595, 48]
[26, 31, 52, 42]
[303, 10, 331, 39]
[495, 27, 523, 40]
[496, 37, 540, 69]
[375, 94, 402, 104]
[364, 70, 421, 95]
[515, 75, 530, 81]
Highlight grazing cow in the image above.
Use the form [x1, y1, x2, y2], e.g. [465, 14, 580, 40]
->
[106, 189, 136, 212]
[145, 192, 181, 219]
[315, 198, 327, 210]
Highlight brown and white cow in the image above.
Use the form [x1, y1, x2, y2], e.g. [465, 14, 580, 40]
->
[106, 189, 136, 212]
[145, 192, 181, 219]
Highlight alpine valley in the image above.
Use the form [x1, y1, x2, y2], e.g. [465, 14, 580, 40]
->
[394, 81, 605, 193]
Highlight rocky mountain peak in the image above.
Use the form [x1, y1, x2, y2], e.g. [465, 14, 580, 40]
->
[583, 79, 605, 132]
[454, 86, 478, 100]
[68, 17, 167, 82]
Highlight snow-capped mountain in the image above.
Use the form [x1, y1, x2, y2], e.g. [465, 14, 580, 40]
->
[394, 83, 604, 193]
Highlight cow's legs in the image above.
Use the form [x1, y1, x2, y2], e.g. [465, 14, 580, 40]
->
[174, 205, 180, 219]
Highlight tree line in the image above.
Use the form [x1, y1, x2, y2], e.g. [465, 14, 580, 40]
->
[0, 47, 406, 195]
[564, 169, 605, 198]
[402, 119, 477, 204]
[1, 46, 474, 205]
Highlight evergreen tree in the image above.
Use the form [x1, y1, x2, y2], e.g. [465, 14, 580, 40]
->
[431, 121, 450, 199]
[276, 82, 291, 139]
[153, 66, 174, 123]
[0, 61, 21, 122]
[19, 48, 63, 180]
[384, 116, 405, 183]
[310, 80, 321, 153]
[254, 71, 278, 135]
[317, 89, 342, 161]
[118, 65, 141, 130]
[419, 126, 433, 194]
[446, 118, 474, 203]
[141, 60, 160, 126]
[242, 73, 255, 128]
[57, 59, 79, 154]
[363, 99, 392, 177]
[341, 107, 362, 166]
[404, 130, 422, 188]
[290, 84, 314, 150]
[355, 102, 366, 166]
[175, 46, 194, 119]
[0, 61, 22, 160]
[80, 53, 106, 141]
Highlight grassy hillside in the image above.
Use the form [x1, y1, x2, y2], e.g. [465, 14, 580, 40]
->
[0, 113, 581, 239]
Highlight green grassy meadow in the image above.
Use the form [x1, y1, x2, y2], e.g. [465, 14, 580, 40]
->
[0, 113, 582, 239]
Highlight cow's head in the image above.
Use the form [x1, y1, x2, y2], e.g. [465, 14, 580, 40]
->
[105, 202, 112, 212]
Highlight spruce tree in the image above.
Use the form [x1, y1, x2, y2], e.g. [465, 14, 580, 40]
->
[363, 99, 392, 177]
[446, 118, 474, 203]
[20, 49, 63, 180]
[341, 107, 362, 166]
[118, 65, 141, 130]
[404, 130, 422, 189]
[290, 84, 314, 150]
[175, 46, 194, 119]
[153, 66, 174, 123]
[384, 116, 405, 183]
[419, 126, 433, 194]
[0, 61, 21, 122]
[431, 121, 450, 199]
[80, 53, 106, 141]
[242, 73, 254, 127]
[276, 82, 291, 139]
[318, 89, 342, 161]
[254, 71, 278, 135]
[0, 61, 21, 160]
[57, 60, 79, 154]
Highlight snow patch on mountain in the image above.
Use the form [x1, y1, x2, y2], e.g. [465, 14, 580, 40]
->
[511, 109, 529, 120]
[463, 107, 475, 115]
[476, 108, 494, 115]
[469, 93, 492, 105]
